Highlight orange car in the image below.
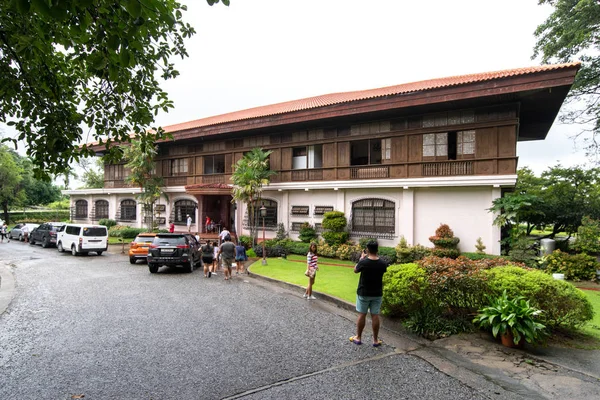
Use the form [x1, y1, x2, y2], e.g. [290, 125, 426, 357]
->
[129, 233, 157, 264]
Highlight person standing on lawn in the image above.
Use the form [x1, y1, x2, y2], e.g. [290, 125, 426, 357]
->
[303, 242, 318, 300]
[349, 240, 388, 347]
[218, 236, 236, 281]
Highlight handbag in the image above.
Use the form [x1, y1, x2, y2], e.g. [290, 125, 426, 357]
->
[304, 268, 316, 278]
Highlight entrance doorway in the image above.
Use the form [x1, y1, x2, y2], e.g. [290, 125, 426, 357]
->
[200, 195, 233, 234]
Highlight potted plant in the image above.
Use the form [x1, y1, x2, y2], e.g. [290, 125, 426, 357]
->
[473, 290, 546, 348]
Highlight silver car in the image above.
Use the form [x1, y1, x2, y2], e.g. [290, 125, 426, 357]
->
[8, 223, 40, 241]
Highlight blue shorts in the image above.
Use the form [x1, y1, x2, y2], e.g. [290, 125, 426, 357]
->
[356, 295, 382, 315]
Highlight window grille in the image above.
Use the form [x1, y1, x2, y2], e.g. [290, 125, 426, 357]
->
[291, 222, 304, 232]
[314, 206, 334, 216]
[75, 200, 88, 219]
[95, 200, 109, 219]
[351, 198, 395, 237]
[174, 200, 196, 224]
[291, 206, 309, 216]
[120, 200, 137, 221]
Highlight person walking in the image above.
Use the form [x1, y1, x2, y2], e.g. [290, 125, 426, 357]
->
[186, 214, 192, 233]
[219, 226, 230, 245]
[169, 220, 175, 233]
[212, 241, 219, 274]
[349, 240, 388, 347]
[303, 242, 318, 300]
[235, 241, 248, 275]
[201, 241, 214, 278]
[217, 236, 236, 281]
[21, 224, 29, 243]
[0, 223, 8, 243]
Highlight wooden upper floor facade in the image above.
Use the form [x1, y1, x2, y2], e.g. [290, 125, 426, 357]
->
[100, 63, 579, 189]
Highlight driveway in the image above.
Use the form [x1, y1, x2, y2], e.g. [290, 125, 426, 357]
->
[0, 241, 497, 400]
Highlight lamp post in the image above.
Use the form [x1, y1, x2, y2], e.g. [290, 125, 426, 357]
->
[260, 205, 267, 265]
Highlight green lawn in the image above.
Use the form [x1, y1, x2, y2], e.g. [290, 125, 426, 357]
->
[108, 237, 132, 245]
[286, 254, 356, 266]
[249, 257, 358, 303]
[581, 290, 600, 339]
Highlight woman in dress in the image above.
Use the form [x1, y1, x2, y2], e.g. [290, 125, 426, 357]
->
[304, 242, 318, 300]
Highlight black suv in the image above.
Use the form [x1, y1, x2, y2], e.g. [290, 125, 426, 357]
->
[147, 233, 202, 274]
[29, 222, 64, 248]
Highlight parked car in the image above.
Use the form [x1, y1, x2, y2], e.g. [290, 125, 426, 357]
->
[147, 233, 201, 274]
[29, 222, 65, 248]
[57, 224, 108, 256]
[8, 223, 40, 241]
[129, 232, 157, 264]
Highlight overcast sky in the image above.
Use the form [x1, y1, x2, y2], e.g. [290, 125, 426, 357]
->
[2, 0, 593, 181]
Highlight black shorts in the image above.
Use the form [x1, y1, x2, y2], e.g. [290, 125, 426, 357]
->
[202, 256, 214, 265]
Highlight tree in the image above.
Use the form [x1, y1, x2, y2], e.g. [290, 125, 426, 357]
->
[123, 140, 164, 231]
[231, 148, 276, 244]
[533, 0, 600, 158]
[0, 0, 229, 179]
[78, 158, 104, 189]
[0, 145, 24, 223]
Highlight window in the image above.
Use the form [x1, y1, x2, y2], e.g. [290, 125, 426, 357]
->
[350, 139, 388, 166]
[457, 130, 475, 156]
[75, 200, 88, 219]
[83, 227, 108, 237]
[204, 155, 225, 175]
[251, 200, 278, 228]
[292, 145, 322, 169]
[170, 158, 188, 175]
[66, 226, 81, 235]
[95, 200, 109, 219]
[423, 133, 448, 158]
[314, 206, 334, 216]
[120, 200, 137, 221]
[106, 164, 124, 181]
[291, 206, 309, 216]
[351, 198, 395, 236]
[291, 222, 304, 232]
[174, 200, 196, 224]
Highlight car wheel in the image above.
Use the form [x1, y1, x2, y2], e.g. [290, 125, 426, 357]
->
[185, 261, 194, 273]
[19, 234, 23, 242]
[57, 242, 64, 252]
[149, 263, 158, 273]
[29, 237, 35, 245]
[129, 257, 136, 264]
[42, 237, 49, 248]
[71, 245, 78, 256]
[96, 251, 103, 256]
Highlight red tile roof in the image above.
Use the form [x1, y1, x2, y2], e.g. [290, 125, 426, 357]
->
[164, 62, 580, 134]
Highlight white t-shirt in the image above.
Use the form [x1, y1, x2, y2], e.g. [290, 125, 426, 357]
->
[219, 229, 230, 240]
[187, 216, 192, 227]
[21, 225, 29, 234]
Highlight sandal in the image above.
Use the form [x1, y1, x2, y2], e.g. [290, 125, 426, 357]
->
[349, 336, 362, 345]
[372, 340, 383, 347]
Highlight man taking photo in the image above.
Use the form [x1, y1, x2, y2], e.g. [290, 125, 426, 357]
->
[349, 240, 388, 347]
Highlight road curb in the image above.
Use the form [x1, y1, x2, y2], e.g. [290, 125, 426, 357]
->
[0, 264, 16, 316]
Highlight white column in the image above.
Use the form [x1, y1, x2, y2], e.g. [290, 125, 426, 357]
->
[281, 190, 289, 233]
[491, 187, 502, 255]
[401, 188, 415, 245]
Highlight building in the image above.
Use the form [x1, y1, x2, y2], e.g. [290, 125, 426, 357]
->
[63, 63, 579, 254]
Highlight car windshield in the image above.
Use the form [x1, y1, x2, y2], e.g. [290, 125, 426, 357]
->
[82, 227, 108, 237]
[154, 236, 186, 246]
[134, 236, 155, 243]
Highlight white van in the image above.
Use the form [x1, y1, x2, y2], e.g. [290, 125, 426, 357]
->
[57, 224, 108, 256]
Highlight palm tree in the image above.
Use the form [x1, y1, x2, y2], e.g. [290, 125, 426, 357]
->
[231, 148, 276, 244]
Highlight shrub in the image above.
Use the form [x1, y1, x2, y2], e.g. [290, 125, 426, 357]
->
[108, 225, 147, 238]
[545, 250, 598, 281]
[405, 308, 474, 340]
[336, 243, 361, 260]
[378, 246, 397, 264]
[483, 266, 594, 328]
[238, 235, 253, 249]
[475, 237, 486, 254]
[321, 231, 349, 247]
[275, 223, 288, 241]
[247, 248, 257, 258]
[288, 241, 310, 256]
[317, 242, 337, 258]
[573, 216, 600, 254]
[381, 263, 429, 317]
[395, 240, 431, 263]
[298, 222, 318, 243]
[429, 223, 460, 258]
[252, 242, 287, 258]
[359, 237, 377, 248]
[321, 211, 347, 231]
[461, 252, 506, 261]
[508, 235, 538, 267]
[98, 219, 117, 228]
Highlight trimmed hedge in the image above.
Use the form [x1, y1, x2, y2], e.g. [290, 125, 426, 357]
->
[108, 225, 148, 239]
[7, 210, 70, 223]
[545, 250, 599, 281]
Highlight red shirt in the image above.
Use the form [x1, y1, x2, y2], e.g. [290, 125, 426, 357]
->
[169, 223, 175, 233]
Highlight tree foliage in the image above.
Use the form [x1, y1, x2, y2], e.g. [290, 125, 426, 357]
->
[78, 158, 104, 189]
[533, 0, 600, 158]
[231, 148, 276, 243]
[123, 140, 164, 230]
[0, 145, 24, 222]
[0, 0, 229, 179]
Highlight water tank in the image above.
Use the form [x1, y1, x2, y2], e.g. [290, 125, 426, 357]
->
[540, 238, 555, 256]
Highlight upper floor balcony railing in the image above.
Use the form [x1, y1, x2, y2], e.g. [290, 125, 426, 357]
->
[422, 160, 474, 176]
[350, 166, 389, 179]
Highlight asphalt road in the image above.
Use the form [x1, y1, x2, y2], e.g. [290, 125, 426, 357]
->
[0, 241, 487, 400]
